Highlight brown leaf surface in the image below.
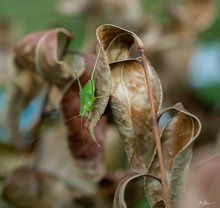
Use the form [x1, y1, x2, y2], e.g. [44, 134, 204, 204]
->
[0, 143, 32, 176]
[96, 24, 135, 63]
[2, 167, 76, 208]
[86, 46, 111, 144]
[110, 59, 162, 171]
[96, 24, 145, 63]
[34, 122, 98, 195]
[14, 28, 73, 89]
[113, 172, 161, 208]
[87, 24, 162, 171]
[61, 59, 107, 181]
[4, 28, 73, 143]
[87, 24, 144, 144]
[145, 103, 201, 207]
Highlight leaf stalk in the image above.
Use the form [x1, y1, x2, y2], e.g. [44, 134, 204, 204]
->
[139, 48, 171, 208]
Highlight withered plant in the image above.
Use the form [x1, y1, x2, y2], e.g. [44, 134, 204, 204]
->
[2, 25, 201, 208]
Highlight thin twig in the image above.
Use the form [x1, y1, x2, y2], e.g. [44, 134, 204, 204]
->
[139, 48, 171, 208]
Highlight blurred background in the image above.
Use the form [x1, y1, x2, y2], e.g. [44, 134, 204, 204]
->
[0, 0, 220, 207]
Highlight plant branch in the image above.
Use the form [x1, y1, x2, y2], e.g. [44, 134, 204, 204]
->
[139, 48, 171, 208]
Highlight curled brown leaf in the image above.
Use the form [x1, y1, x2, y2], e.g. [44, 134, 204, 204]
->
[87, 24, 162, 171]
[110, 59, 162, 171]
[86, 24, 144, 144]
[14, 28, 73, 89]
[113, 172, 161, 208]
[86, 46, 111, 144]
[5, 28, 73, 143]
[145, 103, 201, 207]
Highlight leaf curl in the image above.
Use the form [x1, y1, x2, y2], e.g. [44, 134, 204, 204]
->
[33, 28, 73, 89]
[86, 45, 111, 144]
[110, 59, 162, 171]
[5, 28, 73, 143]
[86, 24, 145, 144]
[87, 24, 162, 170]
[145, 103, 201, 207]
[14, 28, 73, 89]
[113, 172, 161, 208]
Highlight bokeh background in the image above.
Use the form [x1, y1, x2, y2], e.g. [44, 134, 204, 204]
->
[0, 0, 220, 207]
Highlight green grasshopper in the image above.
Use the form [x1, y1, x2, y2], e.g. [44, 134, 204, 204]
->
[74, 47, 101, 118]
[76, 66, 96, 117]
[75, 69, 96, 150]
[25, 49, 102, 151]
[70, 48, 102, 148]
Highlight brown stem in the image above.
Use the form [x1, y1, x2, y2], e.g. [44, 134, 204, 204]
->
[139, 48, 171, 208]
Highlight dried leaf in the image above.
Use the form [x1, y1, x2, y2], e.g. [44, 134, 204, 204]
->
[96, 25, 135, 63]
[2, 167, 76, 208]
[14, 28, 73, 89]
[145, 103, 201, 207]
[4, 28, 73, 143]
[87, 24, 162, 170]
[61, 60, 107, 181]
[110, 59, 162, 171]
[96, 24, 144, 63]
[4, 69, 45, 142]
[34, 123, 97, 195]
[0, 143, 31, 175]
[86, 46, 111, 144]
[87, 24, 144, 143]
[113, 172, 161, 208]
[97, 171, 131, 207]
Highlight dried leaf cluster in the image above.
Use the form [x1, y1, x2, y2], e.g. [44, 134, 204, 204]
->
[1, 24, 201, 208]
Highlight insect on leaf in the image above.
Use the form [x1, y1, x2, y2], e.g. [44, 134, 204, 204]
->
[86, 45, 112, 144]
[87, 25, 162, 171]
[76, 49, 99, 118]
[61, 56, 107, 180]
